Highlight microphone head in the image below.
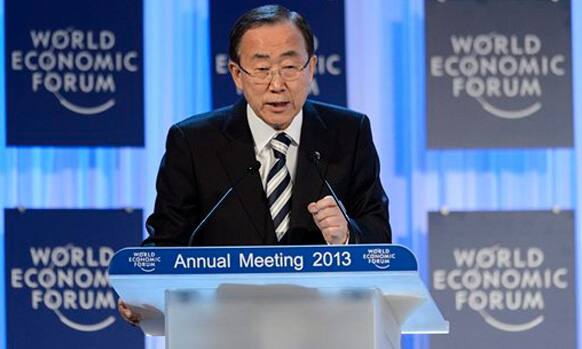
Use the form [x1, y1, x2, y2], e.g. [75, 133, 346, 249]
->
[312, 151, 321, 163]
[248, 161, 261, 173]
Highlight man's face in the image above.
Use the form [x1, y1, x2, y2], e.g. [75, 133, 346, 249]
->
[229, 21, 316, 130]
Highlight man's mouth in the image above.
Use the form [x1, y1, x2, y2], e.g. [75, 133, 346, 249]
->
[266, 101, 290, 108]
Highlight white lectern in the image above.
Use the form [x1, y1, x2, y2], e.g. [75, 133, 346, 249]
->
[108, 244, 448, 349]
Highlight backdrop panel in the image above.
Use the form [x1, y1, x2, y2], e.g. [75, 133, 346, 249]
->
[4, 209, 144, 349]
[425, 0, 572, 149]
[429, 211, 575, 349]
[5, 0, 144, 146]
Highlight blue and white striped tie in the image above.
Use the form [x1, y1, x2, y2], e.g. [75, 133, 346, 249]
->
[267, 133, 293, 241]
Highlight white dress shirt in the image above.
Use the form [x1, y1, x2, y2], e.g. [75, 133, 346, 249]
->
[246, 104, 348, 245]
[246, 104, 302, 189]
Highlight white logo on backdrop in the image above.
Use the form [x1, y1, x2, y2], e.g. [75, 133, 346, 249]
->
[309, 36, 342, 96]
[433, 245, 568, 332]
[10, 29, 139, 115]
[430, 33, 565, 119]
[10, 245, 117, 332]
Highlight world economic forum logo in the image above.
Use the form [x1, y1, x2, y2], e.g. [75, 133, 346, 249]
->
[9, 28, 139, 116]
[309, 35, 343, 97]
[363, 248, 396, 270]
[429, 33, 566, 120]
[129, 251, 161, 273]
[433, 244, 569, 332]
[10, 244, 118, 332]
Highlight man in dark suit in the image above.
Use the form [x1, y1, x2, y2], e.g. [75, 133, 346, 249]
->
[119, 4, 390, 324]
[142, 5, 390, 247]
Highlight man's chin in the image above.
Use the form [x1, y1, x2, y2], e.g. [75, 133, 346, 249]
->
[263, 114, 294, 130]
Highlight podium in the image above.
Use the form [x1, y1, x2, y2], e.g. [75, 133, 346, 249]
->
[108, 244, 448, 349]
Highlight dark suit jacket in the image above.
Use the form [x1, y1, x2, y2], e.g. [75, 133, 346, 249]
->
[143, 99, 391, 246]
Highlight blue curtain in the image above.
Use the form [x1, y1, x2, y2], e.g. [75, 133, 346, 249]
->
[0, 1, 579, 349]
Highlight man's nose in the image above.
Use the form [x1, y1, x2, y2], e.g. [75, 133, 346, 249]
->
[268, 71, 286, 92]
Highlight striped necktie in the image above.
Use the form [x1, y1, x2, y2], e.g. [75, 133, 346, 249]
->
[266, 132, 293, 241]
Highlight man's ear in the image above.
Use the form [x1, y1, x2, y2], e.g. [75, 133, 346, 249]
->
[307, 55, 317, 80]
[228, 61, 244, 91]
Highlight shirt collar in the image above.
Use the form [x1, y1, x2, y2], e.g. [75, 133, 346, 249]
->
[246, 104, 302, 152]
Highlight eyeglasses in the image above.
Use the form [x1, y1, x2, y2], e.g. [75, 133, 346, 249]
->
[236, 57, 311, 83]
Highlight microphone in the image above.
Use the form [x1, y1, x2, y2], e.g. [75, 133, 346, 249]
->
[311, 151, 359, 240]
[188, 161, 261, 246]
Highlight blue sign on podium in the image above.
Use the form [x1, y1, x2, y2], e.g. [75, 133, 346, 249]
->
[109, 244, 418, 275]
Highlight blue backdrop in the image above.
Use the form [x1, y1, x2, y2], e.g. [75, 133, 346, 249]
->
[1, 1, 580, 349]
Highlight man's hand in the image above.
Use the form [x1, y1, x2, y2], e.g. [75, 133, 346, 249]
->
[307, 195, 349, 244]
[118, 299, 141, 326]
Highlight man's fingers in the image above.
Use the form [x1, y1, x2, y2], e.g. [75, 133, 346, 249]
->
[313, 206, 341, 222]
[118, 299, 141, 325]
[308, 196, 336, 212]
[318, 216, 344, 229]
[307, 202, 319, 214]
[308, 196, 349, 244]
[309, 197, 346, 230]
[118, 301, 133, 317]
[118, 300, 130, 313]
[315, 196, 336, 209]
[308, 196, 339, 215]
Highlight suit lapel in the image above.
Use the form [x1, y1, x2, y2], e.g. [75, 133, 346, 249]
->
[290, 101, 334, 233]
[217, 100, 276, 243]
